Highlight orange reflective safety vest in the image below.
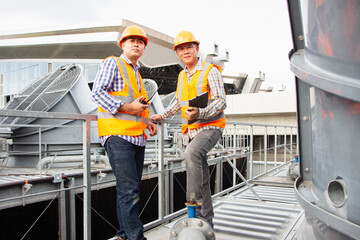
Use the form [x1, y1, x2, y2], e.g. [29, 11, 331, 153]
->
[176, 62, 226, 134]
[97, 57, 149, 137]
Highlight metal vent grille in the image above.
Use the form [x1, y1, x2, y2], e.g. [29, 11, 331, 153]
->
[231, 185, 298, 204]
[0, 64, 81, 127]
[213, 199, 303, 240]
[160, 91, 181, 125]
[143, 79, 158, 99]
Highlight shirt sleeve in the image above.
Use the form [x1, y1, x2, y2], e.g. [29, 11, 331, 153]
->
[198, 66, 226, 119]
[91, 57, 124, 114]
[161, 97, 181, 119]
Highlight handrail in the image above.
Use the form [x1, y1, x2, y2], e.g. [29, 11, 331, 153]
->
[0, 109, 96, 121]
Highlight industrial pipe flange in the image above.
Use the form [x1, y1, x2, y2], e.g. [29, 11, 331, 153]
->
[170, 217, 215, 240]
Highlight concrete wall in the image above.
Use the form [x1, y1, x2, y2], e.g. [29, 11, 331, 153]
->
[225, 91, 296, 115]
[224, 91, 297, 135]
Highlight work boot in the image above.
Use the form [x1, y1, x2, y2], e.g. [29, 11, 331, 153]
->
[188, 199, 197, 204]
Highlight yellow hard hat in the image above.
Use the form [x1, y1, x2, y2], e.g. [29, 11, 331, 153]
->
[119, 25, 148, 46]
[173, 31, 200, 50]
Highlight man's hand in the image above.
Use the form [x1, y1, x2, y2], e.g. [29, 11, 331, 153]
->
[119, 96, 148, 115]
[185, 107, 199, 121]
[151, 114, 163, 123]
[147, 122, 157, 136]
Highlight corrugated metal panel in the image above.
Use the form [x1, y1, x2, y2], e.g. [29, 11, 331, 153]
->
[231, 185, 298, 204]
[213, 199, 303, 240]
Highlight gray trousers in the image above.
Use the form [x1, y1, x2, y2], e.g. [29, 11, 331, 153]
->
[184, 129, 222, 224]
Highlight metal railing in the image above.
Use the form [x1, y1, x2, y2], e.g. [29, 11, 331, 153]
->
[144, 120, 298, 229]
[0, 109, 96, 240]
[0, 109, 297, 239]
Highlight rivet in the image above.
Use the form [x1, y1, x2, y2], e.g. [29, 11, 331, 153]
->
[305, 168, 310, 173]
[197, 221, 203, 227]
[182, 221, 188, 227]
[303, 116, 309, 122]
[171, 231, 177, 237]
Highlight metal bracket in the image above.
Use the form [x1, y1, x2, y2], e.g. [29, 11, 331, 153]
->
[224, 156, 262, 201]
[23, 183, 32, 195]
[148, 164, 157, 172]
[22, 181, 33, 206]
[97, 172, 107, 183]
[53, 173, 63, 183]
[97, 172, 107, 191]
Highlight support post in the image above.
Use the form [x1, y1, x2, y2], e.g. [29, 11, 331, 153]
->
[83, 119, 91, 240]
[169, 167, 174, 214]
[264, 126, 268, 172]
[59, 181, 67, 240]
[69, 179, 76, 240]
[158, 122, 165, 220]
[233, 125, 237, 186]
[274, 127, 277, 168]
[249, 125, 253, 179]
[284, 127, 287, 162]
[215, 161, 222, 193]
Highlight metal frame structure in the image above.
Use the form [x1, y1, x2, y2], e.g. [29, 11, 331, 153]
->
[0, 109, 96, 239]
[0, 109, 297, 239]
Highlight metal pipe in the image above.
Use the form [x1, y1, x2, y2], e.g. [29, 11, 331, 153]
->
[37, 155, 109, 171]
[145, 147, 183, 156]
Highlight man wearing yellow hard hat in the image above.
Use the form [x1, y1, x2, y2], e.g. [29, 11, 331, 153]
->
[151, 31, 226, 227]
[92, 25, 156, 240]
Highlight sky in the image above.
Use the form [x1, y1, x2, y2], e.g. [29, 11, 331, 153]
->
[0, 0, 295, 91]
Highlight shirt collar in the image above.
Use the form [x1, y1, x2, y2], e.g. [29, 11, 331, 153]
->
[184, 57, 203, 76]
[120, 54, 141, 71]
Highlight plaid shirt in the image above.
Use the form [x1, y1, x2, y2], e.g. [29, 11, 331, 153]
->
[161, 58, 226, 141]
[91, 54, 146, 146]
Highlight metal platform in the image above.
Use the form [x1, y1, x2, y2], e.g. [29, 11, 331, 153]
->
[144, 166, 304, 240]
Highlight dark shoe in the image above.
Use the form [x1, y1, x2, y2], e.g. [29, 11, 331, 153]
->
[189, 199, 197, 204]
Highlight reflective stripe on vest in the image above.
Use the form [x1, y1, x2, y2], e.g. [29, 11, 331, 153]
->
[97, 57, 149, 137]
[176, 62, 225, 134]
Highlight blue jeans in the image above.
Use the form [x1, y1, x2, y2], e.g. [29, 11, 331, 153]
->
[105, 136, 147, 240]
[184, 129, 222, 224]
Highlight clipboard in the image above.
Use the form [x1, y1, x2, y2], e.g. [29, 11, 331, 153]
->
[188, 92, 208, 124]
[189, 92, 208, 108]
